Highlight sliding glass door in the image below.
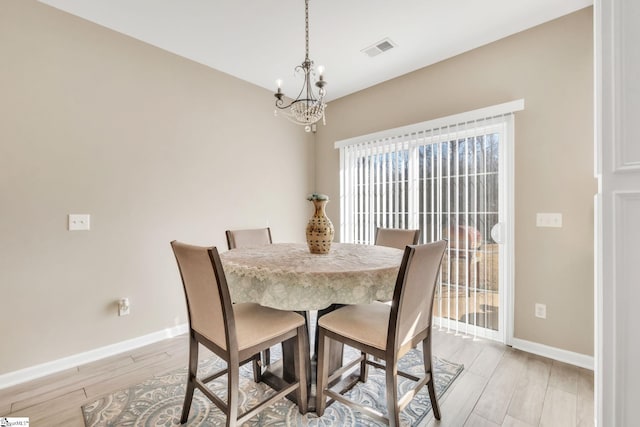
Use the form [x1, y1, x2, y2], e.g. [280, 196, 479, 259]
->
[337, 104, 519, 342]
[421, 127, 504, 340]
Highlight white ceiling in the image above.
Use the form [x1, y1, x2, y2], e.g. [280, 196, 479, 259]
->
[38, 0, 592, 102]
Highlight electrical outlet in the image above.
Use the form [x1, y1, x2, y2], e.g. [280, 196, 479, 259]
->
[535, 303, 547, 319]
[118, 298, 130, 316]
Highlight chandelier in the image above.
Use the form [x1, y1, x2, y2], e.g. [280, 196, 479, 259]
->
[274, 0, 327, 132]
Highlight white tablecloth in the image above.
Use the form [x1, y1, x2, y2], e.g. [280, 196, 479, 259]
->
[220, 243, 403, 311]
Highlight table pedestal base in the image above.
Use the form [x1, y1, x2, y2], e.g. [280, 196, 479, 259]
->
[258, 308, 358, 413]
[261, 339, 359, 412]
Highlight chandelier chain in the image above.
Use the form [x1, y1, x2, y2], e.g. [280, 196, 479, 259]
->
[304, 0, 309, 61]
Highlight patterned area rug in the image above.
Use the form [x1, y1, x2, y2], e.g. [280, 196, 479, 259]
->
[83, 347, 463, 426]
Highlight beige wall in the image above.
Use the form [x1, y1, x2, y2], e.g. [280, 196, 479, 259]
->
[0, 0, 314, 374]
[0, 0, 594, 377]
[316, 8, 595, 356]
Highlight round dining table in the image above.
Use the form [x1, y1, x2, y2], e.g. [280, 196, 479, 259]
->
[219, 242, 405, 411]
[220, 242, 404, 311]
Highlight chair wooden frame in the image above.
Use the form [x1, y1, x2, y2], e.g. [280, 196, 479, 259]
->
[374, 227, 421, 249]
[316, 241, 447, 426]
[225, 227, 274, 367]
[171, 241, 308, 426]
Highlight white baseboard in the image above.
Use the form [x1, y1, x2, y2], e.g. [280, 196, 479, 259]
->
[510, 337, 594, 370]
[0, 323, 189, 390]
[0, 326, 594, 389]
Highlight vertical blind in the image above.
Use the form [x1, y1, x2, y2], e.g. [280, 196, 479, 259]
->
[336, 100, 523, 339]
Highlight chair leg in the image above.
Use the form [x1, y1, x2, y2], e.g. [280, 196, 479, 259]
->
[252, 353, 262, 383]
[426, 376, 441, 420]
[315, 329, 331, 416]
[385, 362, 400, 427]
[359, 351, 369, 383]
[227, 362, 240, 427]
[181, 333, 199, 424]
[422, 334, 441, 420]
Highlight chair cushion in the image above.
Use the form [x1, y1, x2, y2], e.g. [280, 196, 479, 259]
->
[234, 303, 306, 351]
[318, 301, 390, 350]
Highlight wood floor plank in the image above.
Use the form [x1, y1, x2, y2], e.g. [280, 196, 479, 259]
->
[518, 354, 552, 387]
[539, 386, 577, 427]
[83, 352, 183, 399]
[130, 335, 187, 361]
[8, 354, 139, 412]
[577, 398, 595, 427]
[472, 351, 526, 424]
[468, 341, 506, 378]
[502, 414, 535, 427]
[506, 382, 546, 426]
[77, 352, 135, 374]
[0, 401, 11, 416]
[432, 329, 466, 360]
[505, 354, 552, 426]
[30, 407, 86, 427]
[464, 413, 501, 426]
[0, 367, 79, 405]
[548, 360, 579, 394]
[422, 370, 488, 427]
[450, 337, 485, 368]
[8, 389, 87, 423]
[10, 383, 86, 413]
[576, 368, 595, 427]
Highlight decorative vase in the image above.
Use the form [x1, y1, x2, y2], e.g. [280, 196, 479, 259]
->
[306, 198, 335, 254]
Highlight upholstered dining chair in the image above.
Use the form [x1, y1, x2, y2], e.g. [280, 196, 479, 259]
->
[225, 227, 274, 368]
[171, 241, 308, 426]
[374, 227, 421, 249]
[314, 227, 422, 359]
[372, 227, 421, 309]
[226, 227, 272, 250]
[316, 240, 447, 426]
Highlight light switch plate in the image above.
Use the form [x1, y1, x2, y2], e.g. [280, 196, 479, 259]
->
[68, 214, 90, 231]
[536, 213, 562, 228]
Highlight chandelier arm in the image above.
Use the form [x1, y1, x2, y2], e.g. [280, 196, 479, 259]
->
[275, 97, 319, 110]
[306, 66, 313, 105]
[295, 63, 315, 103]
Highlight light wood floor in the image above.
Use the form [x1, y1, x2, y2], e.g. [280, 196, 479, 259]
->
[0, 329, 594, 426]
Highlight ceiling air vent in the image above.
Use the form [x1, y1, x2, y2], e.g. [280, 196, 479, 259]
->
[362, 38, 397, 57]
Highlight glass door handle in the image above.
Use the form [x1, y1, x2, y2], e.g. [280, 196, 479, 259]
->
[491, 222, 505, 244]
